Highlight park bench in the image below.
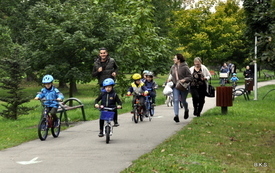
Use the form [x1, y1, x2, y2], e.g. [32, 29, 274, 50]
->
[57, 97, 86, 126]
[209, 70, 217, 78]
[263, 72, 274, 80]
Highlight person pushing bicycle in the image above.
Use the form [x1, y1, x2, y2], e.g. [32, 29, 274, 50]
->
[34, 75, 64, 127]
[127, 73, 149, 115]
[94, 78, 122, 137]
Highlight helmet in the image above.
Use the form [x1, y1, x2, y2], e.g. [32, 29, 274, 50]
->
[233, 73, 237, 76]
[42, 75, 54, 83]
[146, 71, 154, 77]
[142, 70, 149, 74]
[102, 78, 115, 87]
[132, 73, 142, 80]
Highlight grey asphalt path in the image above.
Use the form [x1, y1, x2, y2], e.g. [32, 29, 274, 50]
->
[0, 80, 274, 173]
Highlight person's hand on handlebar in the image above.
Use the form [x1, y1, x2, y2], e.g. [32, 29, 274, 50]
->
[126, 92, 131, 96]
[117, 105, 122, 109]
[95, 104, 100, 108]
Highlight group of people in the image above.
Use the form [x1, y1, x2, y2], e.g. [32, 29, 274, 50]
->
[35, 47, 239, 137]
[165, 54, 212, 122]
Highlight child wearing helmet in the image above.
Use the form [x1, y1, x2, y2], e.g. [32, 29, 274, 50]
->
[34, 75, 64, 127]
[141, 70, 149, 82]
[94, 78, 122, 137]
[230, 73, 239, 85]
[127, 73, 149, 115]
[144, 71, 158, 106]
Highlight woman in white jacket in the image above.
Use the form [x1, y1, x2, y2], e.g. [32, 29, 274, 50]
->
[189, 57, 211, 117]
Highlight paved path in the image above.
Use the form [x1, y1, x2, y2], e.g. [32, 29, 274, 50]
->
[0, 80, 274, 173]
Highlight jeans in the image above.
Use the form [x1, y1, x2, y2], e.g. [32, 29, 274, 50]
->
[172, 88, 189, 115]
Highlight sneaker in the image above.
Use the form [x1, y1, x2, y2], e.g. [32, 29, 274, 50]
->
[173, 115, 180, 123]
[152, 103, 156, 106]
[98, 131, 104, 137]
[184, 109, 189, 119]
[114, 122, 120, 127]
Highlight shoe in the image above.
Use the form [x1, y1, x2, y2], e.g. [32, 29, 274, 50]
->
[152, 103, 156, 106]
[174, 115, 180, 123]
[193, 109, 198, 116]
[184, 109, 189, 119]
[114, 122, 120, 127]
[98, 131, 104, 137]
[130, 110, 134, 114]
[197, 112, 201, 117]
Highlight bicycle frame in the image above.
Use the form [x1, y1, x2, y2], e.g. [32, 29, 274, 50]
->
[37, 99, 61, 141]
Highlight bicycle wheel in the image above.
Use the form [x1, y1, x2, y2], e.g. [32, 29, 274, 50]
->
[38, 118, 48, 141]
[133, 107, 139, 123]
[149, 104, 154, 117]
[105, 125, 111, 144]
[51, 118, 61, 138]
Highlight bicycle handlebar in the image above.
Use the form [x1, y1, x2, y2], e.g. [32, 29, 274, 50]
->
[98, 106, 122, 111]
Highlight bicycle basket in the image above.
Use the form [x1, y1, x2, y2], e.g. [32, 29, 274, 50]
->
[100, 111, 115, 121]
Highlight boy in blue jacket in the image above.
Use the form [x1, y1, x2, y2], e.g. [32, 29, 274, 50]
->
[34, 75, 64, 127]
[144, 71, 158, 106]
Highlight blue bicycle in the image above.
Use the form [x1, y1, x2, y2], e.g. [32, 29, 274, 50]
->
[144, 89, 154, 121]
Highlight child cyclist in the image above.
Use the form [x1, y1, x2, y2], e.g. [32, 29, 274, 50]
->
[127, 73, 149, 115]
[94, 78, 122, 137]
[34, 75, 64, 127]
[144, 71, 158, 106]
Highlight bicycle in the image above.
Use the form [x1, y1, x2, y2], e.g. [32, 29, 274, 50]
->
[37, 99, 61, 141]
[99, 106, 120, 144]
[128, 94, 147, 123]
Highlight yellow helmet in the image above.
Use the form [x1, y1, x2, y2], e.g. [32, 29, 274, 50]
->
[132, 73, 142, 80]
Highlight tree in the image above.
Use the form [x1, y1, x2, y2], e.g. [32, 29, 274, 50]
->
[171, 0, 247, 69]
[243, 0, 275, 69]
[0, 47, 33, 120]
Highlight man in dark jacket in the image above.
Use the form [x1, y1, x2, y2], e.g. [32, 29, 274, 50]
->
[92, 48, 118, 87]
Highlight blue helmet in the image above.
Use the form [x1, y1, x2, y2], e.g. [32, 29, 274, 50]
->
[102, 78, 115, 87]
[233, 73, 237, 76]
[143, 70, 149, 75]
[42, 75, 54, 83]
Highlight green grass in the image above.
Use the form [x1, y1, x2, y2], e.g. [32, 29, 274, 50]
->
[121, 85, 275, 173]
[0, 75, 274, 173]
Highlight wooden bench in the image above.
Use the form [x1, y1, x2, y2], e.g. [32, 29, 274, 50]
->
[57, 98, 86, 126]
[263, 72, 274, 80]
[209, 70, 217, 78]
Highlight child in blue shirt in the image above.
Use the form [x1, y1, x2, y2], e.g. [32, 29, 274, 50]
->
[230, 73, 239, 83]
[34, 75, 64, 127]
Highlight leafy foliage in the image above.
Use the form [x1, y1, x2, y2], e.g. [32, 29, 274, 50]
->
[0, 47, 33, 120]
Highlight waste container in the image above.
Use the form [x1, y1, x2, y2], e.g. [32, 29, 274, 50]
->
[216, 86, 233, 114]
[244, 78, 254, 91]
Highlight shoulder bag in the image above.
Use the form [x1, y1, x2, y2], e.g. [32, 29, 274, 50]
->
[175, 66, 190, 91]
[206, 78, 215, 97]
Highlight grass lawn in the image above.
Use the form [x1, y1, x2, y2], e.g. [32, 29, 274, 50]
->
[121, 84, 275, 173]
[0, 74, 274, 172]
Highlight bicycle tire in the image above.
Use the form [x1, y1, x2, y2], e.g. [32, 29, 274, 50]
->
[133, 107, 139, 123]
[51, 118, 61, 138]
[38, 118, 48, 141]
[150, 105, 154, 117]
[105, 126, 111, 144]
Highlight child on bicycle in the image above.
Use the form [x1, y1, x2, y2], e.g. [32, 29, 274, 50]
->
[144, 71, 158, 106]
[230, 73, 239, 85]
[127, 73, 149, 115]
[141, 70, 149, 82]
[94, 78, 122, 137]
[34, 75, 64, 127]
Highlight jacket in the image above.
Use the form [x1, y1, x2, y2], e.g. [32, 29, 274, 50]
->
[92, 56, 118, 86]
[94, 90, 122, 108]
[128, 82, 148, 95]
[35, 86, 64, 108]
[169, 62, 192, 85]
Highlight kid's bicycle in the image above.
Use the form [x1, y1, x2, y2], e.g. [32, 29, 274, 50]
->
[99, 106, 120, 144]
[37, 99, 61, 141]
[128, 94, 147, 123]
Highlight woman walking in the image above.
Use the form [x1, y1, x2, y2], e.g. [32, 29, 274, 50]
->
[168, 54, 192, 122]
[189, 57, 211, 117]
